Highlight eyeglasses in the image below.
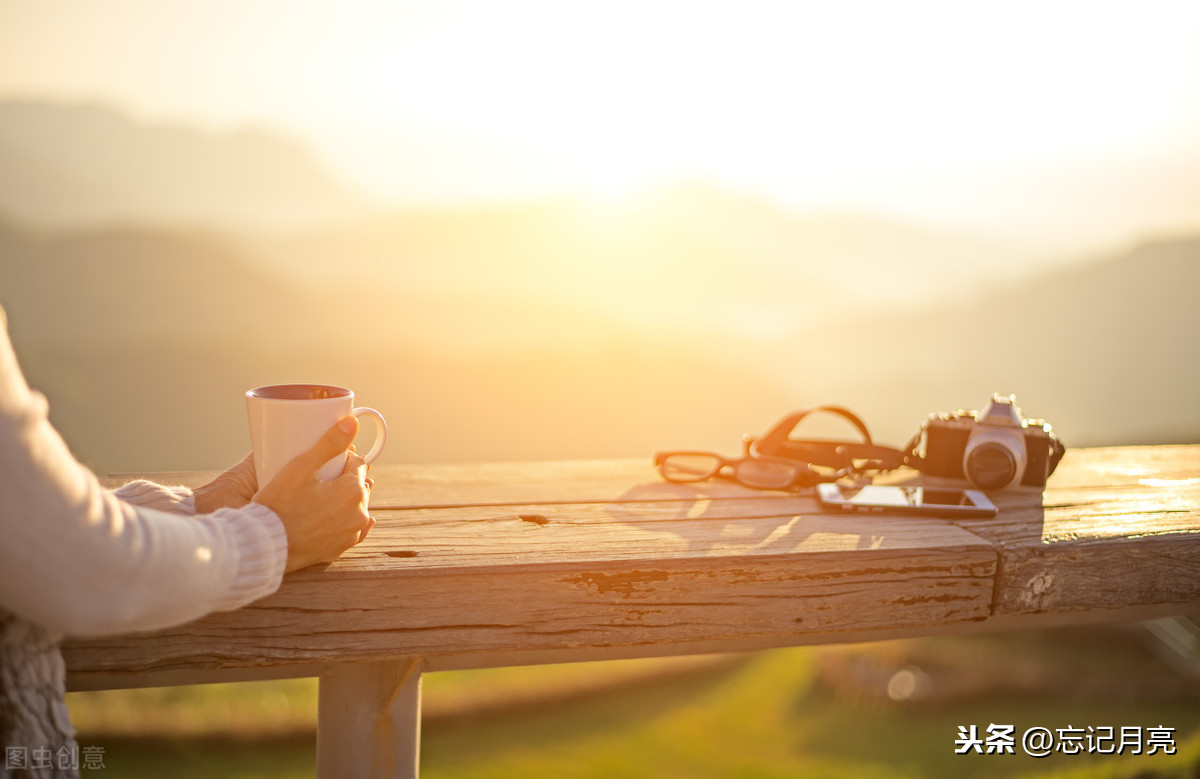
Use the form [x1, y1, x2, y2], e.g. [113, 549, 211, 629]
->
[655, 406, 910, 491]
[654, 448, 817, 491]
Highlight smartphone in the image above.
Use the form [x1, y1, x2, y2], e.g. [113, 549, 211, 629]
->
[816, 483, 998, 518]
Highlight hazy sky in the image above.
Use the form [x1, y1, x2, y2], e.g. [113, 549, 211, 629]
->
[3, 0, 1199, 246]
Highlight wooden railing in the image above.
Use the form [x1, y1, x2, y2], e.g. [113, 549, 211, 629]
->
[67, 444, 1200, 777]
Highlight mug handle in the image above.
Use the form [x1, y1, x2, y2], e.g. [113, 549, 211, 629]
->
[351, 407, 387, 466]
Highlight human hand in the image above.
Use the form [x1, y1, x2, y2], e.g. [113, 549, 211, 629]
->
[193, 453, 258, 514]
[253, 415, 375, 573]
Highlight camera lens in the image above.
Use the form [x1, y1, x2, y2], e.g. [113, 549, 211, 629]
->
[964, 443, 1017, 490]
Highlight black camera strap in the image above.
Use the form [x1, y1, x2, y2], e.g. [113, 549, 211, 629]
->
[752, 406, 908, 479]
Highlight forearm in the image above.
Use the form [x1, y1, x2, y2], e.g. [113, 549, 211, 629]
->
[3, 482, 286, 637]
[1, 321, 287, 637]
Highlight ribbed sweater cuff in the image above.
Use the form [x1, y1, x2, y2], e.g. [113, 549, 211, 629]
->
[214, 502, 289, 611]
[112, 479, 196, 514]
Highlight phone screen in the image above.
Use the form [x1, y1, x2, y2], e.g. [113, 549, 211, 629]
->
[816, 483, 998, 518]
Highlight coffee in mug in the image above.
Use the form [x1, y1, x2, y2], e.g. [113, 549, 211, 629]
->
[246, 384, 387, 484]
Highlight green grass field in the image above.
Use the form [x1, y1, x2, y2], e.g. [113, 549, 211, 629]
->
[66, 626, 1200, 778]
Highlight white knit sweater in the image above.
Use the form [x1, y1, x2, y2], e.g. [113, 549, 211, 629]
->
[0, 307, 288, 639]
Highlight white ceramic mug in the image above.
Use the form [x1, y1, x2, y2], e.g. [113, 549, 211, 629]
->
[246, 384, 387, 484]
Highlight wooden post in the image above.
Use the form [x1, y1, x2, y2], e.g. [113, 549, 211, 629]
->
[317, 657, 424, 778]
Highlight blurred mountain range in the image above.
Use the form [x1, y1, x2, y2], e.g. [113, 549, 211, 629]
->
[239, 186, 1058, 341]
[0, 99, 364, 229]
[0, 99, 1196, 473]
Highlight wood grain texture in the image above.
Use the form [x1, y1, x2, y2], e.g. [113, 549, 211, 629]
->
[63, 508, 996, 679]
[71, 445, 1199, 688]
[955, 446, 1200, 616]
[868, 446, 1200, 615]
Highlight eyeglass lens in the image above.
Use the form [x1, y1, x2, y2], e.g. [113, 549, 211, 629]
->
[659, 452, 802, 489]
[734, 458, 800, 489]
[658, 453, 722, 482]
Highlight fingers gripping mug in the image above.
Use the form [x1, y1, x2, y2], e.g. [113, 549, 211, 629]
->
[246, 384, 387, 484]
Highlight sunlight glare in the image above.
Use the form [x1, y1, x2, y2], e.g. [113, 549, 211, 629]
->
[282, 0, 1200, 229]
[2, 0, 1199, 235]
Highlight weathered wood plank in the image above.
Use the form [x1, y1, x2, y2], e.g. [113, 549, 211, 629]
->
[62, 509, 996, 679]
[1044, 444, 1200, 488]
[65, 600, 1200, 692]
[73, 445, 1200, 689]
[945, 447, 1200, 616]
[344, 499, 991, 570]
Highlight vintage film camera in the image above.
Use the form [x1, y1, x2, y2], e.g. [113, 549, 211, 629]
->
[912, 394, 1065, 490]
